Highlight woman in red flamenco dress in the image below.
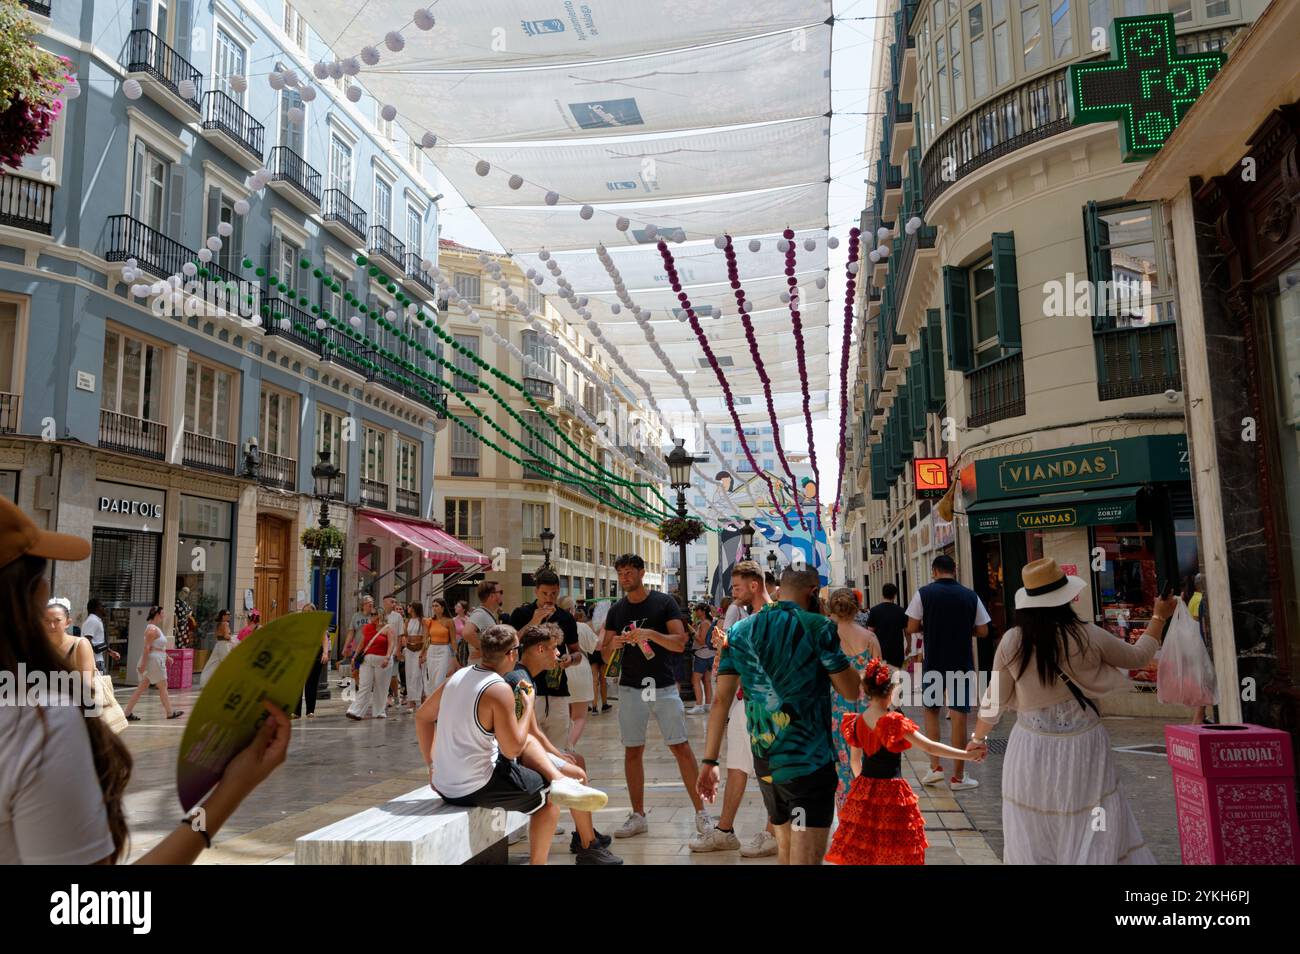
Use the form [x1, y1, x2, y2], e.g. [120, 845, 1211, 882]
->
[826, 658, 986, 865]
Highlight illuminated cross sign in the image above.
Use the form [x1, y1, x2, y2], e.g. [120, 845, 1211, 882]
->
[1067, 15, 1226, 162]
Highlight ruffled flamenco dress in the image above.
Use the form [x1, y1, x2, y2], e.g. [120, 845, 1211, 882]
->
[825, 710, 929, 865]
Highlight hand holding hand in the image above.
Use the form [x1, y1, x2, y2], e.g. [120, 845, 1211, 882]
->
[966, 738, 989, 762]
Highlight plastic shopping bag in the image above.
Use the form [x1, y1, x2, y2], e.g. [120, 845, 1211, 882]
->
[1156, 597, 1217, 707]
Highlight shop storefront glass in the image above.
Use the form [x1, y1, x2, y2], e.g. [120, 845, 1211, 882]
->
[175, 495, 233, 652]
[393, 545, 414, 604]
[1091, 521, 1158, 640]
[358, 542, 380, 602]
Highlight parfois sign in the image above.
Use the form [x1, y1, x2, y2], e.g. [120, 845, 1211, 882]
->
[1068, 15, 1226, 161]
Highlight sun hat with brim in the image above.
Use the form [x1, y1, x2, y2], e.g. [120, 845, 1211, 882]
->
[1015, 557, 1088, 609]
[0, 496, 91, 568]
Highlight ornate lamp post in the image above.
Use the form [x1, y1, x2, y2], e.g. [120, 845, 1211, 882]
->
[739, 519, 756, 561]
[666, 438, 702, 609]
[310, 450, 340, 700]
[540, 526, 555, 570]
[766, 549, 780, 579]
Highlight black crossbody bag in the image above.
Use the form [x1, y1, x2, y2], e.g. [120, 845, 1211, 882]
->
[1056, 666, 1100, 716]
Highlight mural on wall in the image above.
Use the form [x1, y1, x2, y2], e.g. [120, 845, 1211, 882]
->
[708, 473, 831, 604]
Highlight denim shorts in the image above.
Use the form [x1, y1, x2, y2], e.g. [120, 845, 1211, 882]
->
[617, 681, 689, 747]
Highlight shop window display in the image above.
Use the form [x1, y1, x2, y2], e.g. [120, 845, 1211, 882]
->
[1091, 522, 1159, 685]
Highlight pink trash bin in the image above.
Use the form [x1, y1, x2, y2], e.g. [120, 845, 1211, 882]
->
[166, 648, 194, 691]
[1166, 723, 1299, 865]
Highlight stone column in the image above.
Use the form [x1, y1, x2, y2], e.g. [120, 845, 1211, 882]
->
[167, 345, 189, 466]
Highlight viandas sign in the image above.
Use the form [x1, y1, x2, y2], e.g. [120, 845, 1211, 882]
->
[1067, 15, 1226, 161]
[972, 435, 1189, 502]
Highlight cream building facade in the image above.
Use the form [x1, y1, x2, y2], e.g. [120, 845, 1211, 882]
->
[839, 0, 1265, 713]
[433, 241, 667, 611]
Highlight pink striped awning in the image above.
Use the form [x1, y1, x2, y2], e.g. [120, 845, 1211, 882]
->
[359, 510, 488, 572]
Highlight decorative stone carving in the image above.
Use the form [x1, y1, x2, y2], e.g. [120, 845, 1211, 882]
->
[1261, 196, 1293, 244]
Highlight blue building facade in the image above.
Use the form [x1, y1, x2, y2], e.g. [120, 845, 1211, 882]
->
[1, 0, 447, 669]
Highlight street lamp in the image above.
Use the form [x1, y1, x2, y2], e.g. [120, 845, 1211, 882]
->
[666, 438, 703, 609]
[540, 526, 555, 569]
[739, 519, 755, 560]
[766, 549, 779, 578]
[309, 450, 340, 700]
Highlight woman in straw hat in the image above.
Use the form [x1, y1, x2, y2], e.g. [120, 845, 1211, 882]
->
[969, 557, 1176, 864]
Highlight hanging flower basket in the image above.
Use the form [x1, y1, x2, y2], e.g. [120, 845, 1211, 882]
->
[0, 0, 72, 172]
[658, 516, 705, 547]
[301, 525, 345, 562]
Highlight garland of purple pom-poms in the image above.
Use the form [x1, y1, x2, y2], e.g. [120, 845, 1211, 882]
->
[658, 240, 793, 531]
[830, 226, 863, 531]
[723, 235, 807, 532]
[780, 228, 821, 531]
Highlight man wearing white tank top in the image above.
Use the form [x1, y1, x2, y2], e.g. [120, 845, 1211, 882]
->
[416, 624, 607, 866]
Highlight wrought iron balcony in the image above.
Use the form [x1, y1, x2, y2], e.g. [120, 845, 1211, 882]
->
[361, 478, 389, 510]
[0, 176, 53, 235]
[106, 214, 193, 279]
[262, 297, 321, 352]
[257, 451, 298, 491]
[450, 456, 479, 478]
[99, 408, 167, 460]
[1095, 322, 1181, 401]
[523, 458, 557, 482]
[368, 225, 406, 272]
[21, 2, 52, 16]
[367, 350, 423, 402]
[0, 393, 19, 433]
[404, 253, 437, 297]
[123, 29, 203, 112]
[967, 351, 1026, 429]
[268, 146, 322, 206]
[322, 189, 366, 245]
[201, 90, 265, 162]
[182, 431, 237, 475]
[396, 487, 420, 517]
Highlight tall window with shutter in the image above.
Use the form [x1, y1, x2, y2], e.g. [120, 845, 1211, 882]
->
[453, 333, 479, 393]
[450, 418, 480, 476]
[206, 186, 243, 273]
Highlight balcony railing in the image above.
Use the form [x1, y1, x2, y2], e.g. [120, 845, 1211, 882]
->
[921, 27, 1240, 207]
[893, 220, 937, 302]
[361, 478, 389, 509]
[967, 351, 1026, 429]
[1095, 322, 1181, 401]
[367, 351, 423, 401]
[182, 431, 237, 474]
[268, 146, 322, 206]
[396, 487, 420, 517]
[202, 90, 265, 160]
[319, 325, 371, 377]
[124, 29, 202, 112]
[0, 393, 19, 433]
[559, 542, 570, 559]
[523, 377, 554, 400]
[450, 457, 479, 478]
[258, 451, 297, 491]
[454, 533, 484, 554]
[322, 189, 366, 243]
[368, 225, 406, 272]
[0, 176, 53, 234]
[522, 536, 544, 555]
[404, 253, 437, 297]
[21, 1, 52, 16]
[106, 214, 192, 279]
[523, 458, 556, 482]
[99, 408, 167, 460]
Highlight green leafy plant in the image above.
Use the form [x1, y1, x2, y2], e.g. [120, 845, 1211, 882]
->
[301, 525, 346, 557]
[0, 0, 71, 171]
[658, 516, 705, 547]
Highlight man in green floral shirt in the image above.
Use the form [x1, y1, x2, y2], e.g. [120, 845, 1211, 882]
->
[699, 567, 860, 865]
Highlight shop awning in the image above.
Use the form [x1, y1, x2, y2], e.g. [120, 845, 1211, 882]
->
[964, 487, 1142, 536]
[359, 510, 489, 571]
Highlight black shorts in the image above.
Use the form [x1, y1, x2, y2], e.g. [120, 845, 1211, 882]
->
[589, 650, 604, 667]
[757, 761, 837, 828]
[441, 757, 549, 815]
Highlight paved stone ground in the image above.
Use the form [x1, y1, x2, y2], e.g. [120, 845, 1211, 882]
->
[115, 678, 1181, 865]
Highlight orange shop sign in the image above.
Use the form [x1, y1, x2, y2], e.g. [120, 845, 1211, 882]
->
[914, 457, 950, 499]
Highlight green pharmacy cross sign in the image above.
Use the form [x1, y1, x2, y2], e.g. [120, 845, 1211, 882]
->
[1068, 14, 1225, 162]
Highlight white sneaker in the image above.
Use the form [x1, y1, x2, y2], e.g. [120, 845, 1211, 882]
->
[694, 809, 713, 834]
[687, 705, 706, 715]
[614, 811, 648, 838]
[739, 830, 778, 858]
[688, 826, 741, 852]
[949, 776, 980, 791]
[921, 768, 946, 786]
[548, 777, 608, 813]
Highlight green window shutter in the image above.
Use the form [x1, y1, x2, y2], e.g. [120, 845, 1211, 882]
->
[871, 446, 888, 499]
[897, 382, 912, 461]
[1083, 201, 1113, 330]
[925, 309, 945, 411]
[943, 266, 973, 372]
[909, 350, 927, 441]
[991, 231, 1022, 350]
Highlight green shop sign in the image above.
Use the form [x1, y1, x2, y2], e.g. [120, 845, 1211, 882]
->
[969, 497, 1139, 536]
[973, 434, 1188, 503]
[1068, 15, 1226, 162]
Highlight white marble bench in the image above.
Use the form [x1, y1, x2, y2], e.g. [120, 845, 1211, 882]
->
[295, 786, 529, 865]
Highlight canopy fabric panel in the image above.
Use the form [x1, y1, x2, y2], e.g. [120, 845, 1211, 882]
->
[432, 118, 831, 207]
[661, 391, 830, 425]
[597, 301, 829, 350]
[355, 28, 832, 144]
[475, 182, 828, 251]
[292, 1, 831, 70]
[515, 228, 829, 291]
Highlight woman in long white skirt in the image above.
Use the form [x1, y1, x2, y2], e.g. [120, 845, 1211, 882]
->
[971, 558, 1176, 865]
[199, 609, 233, 687]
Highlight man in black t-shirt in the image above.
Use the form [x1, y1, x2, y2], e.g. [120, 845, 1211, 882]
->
[600, 553, 711, 841]
[507, 569, 582, 758]
[865, 582, 910, 668]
